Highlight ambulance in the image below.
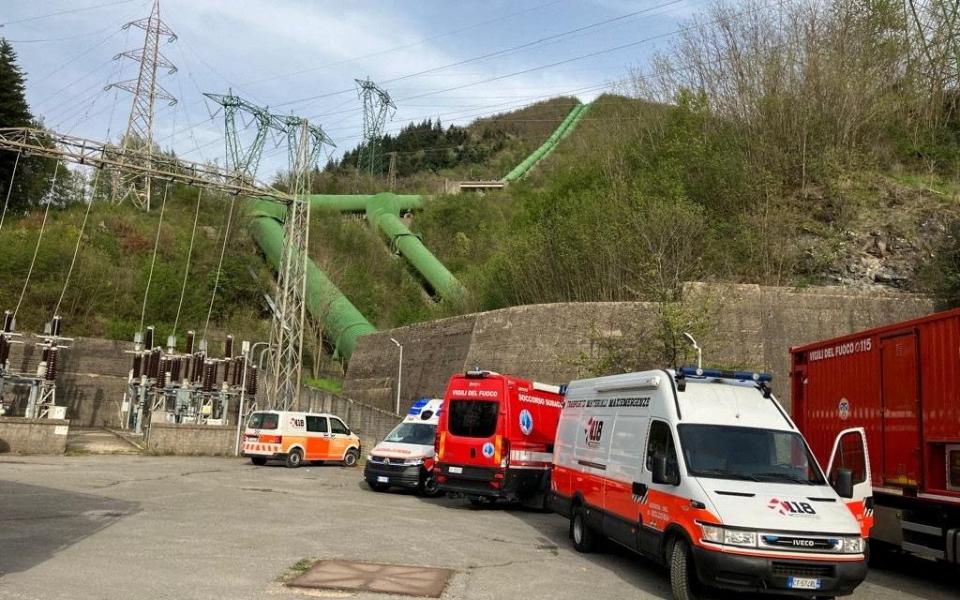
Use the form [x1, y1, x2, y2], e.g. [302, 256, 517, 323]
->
[363, 398, 444, 496]
[435, 369, 564, 507]
[242, 410, 361, 468]
[551, 363, 871, 600]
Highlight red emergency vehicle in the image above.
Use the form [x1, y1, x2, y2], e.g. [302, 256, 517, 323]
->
[434, 369, 564, 507]
[791, 309, 960, 564]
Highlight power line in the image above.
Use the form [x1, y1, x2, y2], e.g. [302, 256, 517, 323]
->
[0, 0, 141, 27]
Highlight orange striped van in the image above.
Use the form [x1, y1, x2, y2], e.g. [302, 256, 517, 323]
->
[242, 410, 361, 468]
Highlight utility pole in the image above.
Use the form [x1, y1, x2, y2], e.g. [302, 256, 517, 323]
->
[106, 0, 177, 210]
[387, 151, 397, 190]
[355, 77, 395, 177]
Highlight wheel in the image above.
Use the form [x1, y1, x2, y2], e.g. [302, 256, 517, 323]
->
[285, 448, 304, 468]
[670, 538, 708, 600]
[468, 495, 493, 507]
[250, 457, 267, 466]
[342, 448, 359, 467]
[419, 474, 442, 497]
[570, 507, 596, 553]
[368, 481, 390, 492]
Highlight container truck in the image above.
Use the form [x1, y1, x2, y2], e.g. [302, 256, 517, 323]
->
[791, 309, 960, 563]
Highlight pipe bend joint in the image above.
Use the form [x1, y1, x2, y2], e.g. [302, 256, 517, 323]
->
[389, 231, 422, 254]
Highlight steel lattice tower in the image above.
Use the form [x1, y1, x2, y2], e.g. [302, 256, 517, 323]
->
[355, 77, 395, 176]
[203, 90, 273, 180]
[107, 0, 177, 210]
[264, 115, 333, 410]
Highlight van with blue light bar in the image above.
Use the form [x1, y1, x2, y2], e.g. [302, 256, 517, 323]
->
[363, 398, 444, 496]
[550, 334, 871, 600]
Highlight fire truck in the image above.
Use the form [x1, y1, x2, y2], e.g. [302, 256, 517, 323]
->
[791, 309, 960, 563]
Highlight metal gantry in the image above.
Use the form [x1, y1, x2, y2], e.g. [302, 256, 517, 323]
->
[106, 0, 178, 210]
[355, 77, 396, 176]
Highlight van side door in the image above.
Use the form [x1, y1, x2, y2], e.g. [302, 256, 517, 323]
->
[305, 415, 330, 460]
[328, 417, 353, 460]
[603, 414, 647, 551]
[826, 427, 874, 537]
[639, 419, 681, 557]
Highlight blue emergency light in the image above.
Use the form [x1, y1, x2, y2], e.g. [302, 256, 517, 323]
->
[678, 366, 773, 383]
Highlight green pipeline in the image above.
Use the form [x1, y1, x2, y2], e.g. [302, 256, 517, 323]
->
[249, 200, 376, 360]
[502, 102, 591, 182]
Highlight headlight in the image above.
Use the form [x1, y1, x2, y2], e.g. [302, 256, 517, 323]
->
[724, 529, 757, 547]
[700, 523, 724, 544]
[403, 458, 425, 466]
[842, 537, 864, 554]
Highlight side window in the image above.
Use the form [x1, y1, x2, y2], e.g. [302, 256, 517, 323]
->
[830, 430, 867, 485]
[306, 416, 328, 433]
[330, 418, 350, 435]
[646, 420, 679, 478]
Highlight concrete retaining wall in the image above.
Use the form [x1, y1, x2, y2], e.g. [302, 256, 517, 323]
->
[0, 417, 70, 454]
[300, 388, 402, 450]
[344, 283, 934, 413]
[145, 423, 236, 456]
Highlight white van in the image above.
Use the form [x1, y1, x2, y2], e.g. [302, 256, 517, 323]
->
[551, 366, 871, 600]
[242, 410, 361, 468]
[363, 398, 443, 496]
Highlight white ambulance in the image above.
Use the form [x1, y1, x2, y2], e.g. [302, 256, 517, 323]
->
[363, 398, 443, 496]
[551, 363, 871, 600]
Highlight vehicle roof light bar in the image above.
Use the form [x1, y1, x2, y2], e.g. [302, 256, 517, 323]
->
[678, 366, 773, 383]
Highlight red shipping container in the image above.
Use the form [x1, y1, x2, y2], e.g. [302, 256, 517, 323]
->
[791, 309, 960, 562]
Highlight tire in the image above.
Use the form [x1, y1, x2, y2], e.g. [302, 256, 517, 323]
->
[468, 495, 493, 507]
[670, 538, 707, 600]
[419, 474, 442, 497]
[368, 481, 390, 492]
[342, 448, 359, 467]
[250, 457, 267, 466]
[570, 507, 596, 553]
[285, 448, 304, 468]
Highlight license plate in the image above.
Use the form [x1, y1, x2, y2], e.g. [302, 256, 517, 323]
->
[787, 577, 820, 590]
[377, 476, 389, 483]
[448, 466, 463, 474]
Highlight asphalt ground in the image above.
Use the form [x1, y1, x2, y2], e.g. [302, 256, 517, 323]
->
[0, 456, 955, 600]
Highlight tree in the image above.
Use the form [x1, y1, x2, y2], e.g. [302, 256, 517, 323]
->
[0, 38, 64, 212]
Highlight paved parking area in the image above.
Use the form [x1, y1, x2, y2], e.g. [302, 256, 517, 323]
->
[0, 456, 955, 600]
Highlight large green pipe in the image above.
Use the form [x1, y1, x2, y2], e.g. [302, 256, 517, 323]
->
[249, 201, 376, 360]
[365, 193, 466, 301]
[503, 103, 589, 182]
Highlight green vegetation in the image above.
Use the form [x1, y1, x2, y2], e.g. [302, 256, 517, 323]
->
[303, 376, 343, 395]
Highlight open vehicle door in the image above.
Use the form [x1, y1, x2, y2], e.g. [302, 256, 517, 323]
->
[826, 427, 874, 538]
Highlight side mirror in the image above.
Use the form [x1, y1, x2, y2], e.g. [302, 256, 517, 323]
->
[834, 468, 854, 499]
[653, 456, 680, 486]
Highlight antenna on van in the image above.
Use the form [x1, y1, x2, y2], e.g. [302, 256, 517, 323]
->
[682, 333, 702, 372]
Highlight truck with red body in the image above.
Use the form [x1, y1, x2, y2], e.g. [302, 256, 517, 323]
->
[434, 369, 565, 507]
[791, 309, 960, 563]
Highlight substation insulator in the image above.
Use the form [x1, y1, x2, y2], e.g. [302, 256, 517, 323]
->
[2, 310, 13, 333]
[192, 354, 204, 383]
[51, 315, 62, 337]
[171, 358, 181, 382]
[41, 346, 50, 365]
[185, 330, 195, 354]
[46, 348, 59, 381]
[132, 353, 143, 378]
[201, 361, 214, 392]
[232, 358, 242, 386]
[149, 349, 161, 379]
[0, 336, 9, 365]
[224, 335, 233, 359]
[144, 326, 155, 350]
[247, 365, 257, 395]
[222, 360, 231, 385]
[156, 358, 169, 388]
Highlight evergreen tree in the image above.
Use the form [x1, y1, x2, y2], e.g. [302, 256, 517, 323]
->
[0, 39, 72, 211]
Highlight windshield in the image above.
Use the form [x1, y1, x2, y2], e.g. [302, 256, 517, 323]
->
[247, 412, 279, 430]
[447, 400, 499, 438]
[678, 424, 825, 484]
[384, 422, 436, 445]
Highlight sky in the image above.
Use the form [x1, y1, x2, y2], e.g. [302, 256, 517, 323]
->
[0, 0, 703, 178]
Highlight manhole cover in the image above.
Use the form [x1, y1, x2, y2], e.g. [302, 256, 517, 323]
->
[288, 560, 453, 598]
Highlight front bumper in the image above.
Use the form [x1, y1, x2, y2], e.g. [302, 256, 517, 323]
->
[692, 546, 867, 597]
[363, 461, 424, 489]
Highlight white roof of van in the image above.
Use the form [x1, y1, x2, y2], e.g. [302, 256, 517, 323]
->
[252, 410, 341, 418]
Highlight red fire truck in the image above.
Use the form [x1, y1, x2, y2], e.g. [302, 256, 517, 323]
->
[434, 369, 564, 508]
[791, 309, 960, 563]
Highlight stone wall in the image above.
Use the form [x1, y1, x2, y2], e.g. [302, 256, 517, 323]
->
[145, 423, 237, 456]
[5, 336, 132, 428]
[300, 388, 402, 450]
[344, 283, 934, 413]
[0, 417, 70, 455]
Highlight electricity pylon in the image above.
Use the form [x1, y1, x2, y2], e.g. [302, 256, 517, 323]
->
[106, 0, 178, 210]
[355, 77, 395, 176]
[264, 114, 331, 410]
[203, 90, 273, 180]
